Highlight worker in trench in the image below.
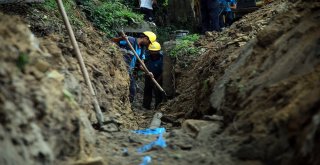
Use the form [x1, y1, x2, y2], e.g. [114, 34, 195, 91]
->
[111, 31, 157, 102]
[200, 0, 221, 33]
[219, 0, 237, 28]
[142, 41, 163, 110]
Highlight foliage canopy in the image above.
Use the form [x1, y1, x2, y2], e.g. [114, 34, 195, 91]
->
[79, 0, 143, 37]
[169, 34, 201, 58]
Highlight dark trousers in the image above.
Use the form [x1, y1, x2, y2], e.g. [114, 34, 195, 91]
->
[219, 11, 226, 28]
[129, 74, 136, 103]
[220, 11, 234, 28]
[225, 11, 234, 27]
[143, 76, 162, 109]
[140, 7, 153, 22]
[200, 0, 220, 33]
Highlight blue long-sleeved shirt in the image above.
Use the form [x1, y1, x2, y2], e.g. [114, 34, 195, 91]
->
[119, 37, 146, 72]
[219, 0, 237, 12]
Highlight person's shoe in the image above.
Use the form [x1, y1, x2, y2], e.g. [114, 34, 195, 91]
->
[147, 21, 156, 27]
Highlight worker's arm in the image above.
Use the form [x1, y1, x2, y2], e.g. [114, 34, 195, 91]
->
[230, 4, 236, 9]
[111, 37, 123, 43]
[138, 60, 145, 70]
[138, 60, 154, 78]
[230, 0, 237, 9]
[139, 60, 153, 77]
[141, 65, 154, 78]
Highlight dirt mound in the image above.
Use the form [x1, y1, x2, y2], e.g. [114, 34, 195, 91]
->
[1, 3, 137, 129]
[161, 0, 320, 164]
[213, 2, 320, 164]
[162, 0, 299, 121]
[0, 3, 138, 164]
[0, 13, 99, 165]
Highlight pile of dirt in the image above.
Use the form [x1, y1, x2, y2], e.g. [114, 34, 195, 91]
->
[0, 3, 138, 129]
[162, 0, 294, 122]
[0, 13, 99, 165]
[160, 0, 320, 164]
[0, 2, 138, 165]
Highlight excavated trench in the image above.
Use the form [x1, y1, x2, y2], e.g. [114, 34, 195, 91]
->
[1, 0, 320, 165]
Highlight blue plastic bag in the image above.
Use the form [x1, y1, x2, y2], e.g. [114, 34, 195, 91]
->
[139, 156, 152, 165]
[137, 133, 167, 153]
[132, 127, 166, 135]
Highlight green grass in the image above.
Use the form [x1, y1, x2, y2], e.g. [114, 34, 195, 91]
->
[37, 0, 85, 27]
[16, 52, 29, 70]
[79, 0, 143, 37]
[169, 34, 200, 58]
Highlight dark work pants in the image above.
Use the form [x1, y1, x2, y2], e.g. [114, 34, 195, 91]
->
[140, 7, 153, 22]
[225, 11, 234, 27]
[210, 9, 220, 31]
[129, 74, 136, 103]
[200, 0, 220, 33]
[220, 11, 234, 28]
[143, 76, 162, 109]
[219, 11, 226, 28]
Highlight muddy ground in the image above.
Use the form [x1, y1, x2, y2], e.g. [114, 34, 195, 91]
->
[0, 0, 320, 165]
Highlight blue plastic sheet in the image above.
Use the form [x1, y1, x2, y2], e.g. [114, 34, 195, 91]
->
[132, 127, 166, 135]
[139, 156, 152, 165]
[137, 133, 167, 153]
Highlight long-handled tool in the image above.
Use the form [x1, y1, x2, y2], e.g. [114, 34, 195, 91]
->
[120, 31, 167, 97]
[56, 0, 104, 127]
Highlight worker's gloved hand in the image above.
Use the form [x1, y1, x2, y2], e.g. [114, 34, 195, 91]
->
[139, 65, 144, 71]
[148, 72, 154, 78]
[110, 38, 119, 42]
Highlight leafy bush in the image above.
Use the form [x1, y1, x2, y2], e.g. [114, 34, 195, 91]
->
[156, 25, 176, 43]
[79, 0, 143, 37]
[37, 0, 84, 27]
[169, 34, 200, 58]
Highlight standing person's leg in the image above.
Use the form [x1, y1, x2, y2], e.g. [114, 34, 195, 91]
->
[225, 11, 234, 26]
[209, 8, 221, 32]
[140, 7, 149, 21]
[200, 0, 209, 33]
[143, 76, 153, 109]
[146, 8, 154, 22]
[219, 11, 226, 29]
[129, 74, 136, 103]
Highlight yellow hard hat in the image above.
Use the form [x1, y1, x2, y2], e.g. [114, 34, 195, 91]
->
[143, 31, 157, 43]
[148, 41, 161, 51]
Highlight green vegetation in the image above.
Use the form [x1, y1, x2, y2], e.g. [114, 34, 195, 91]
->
[79, 0, 144, 37]
[16, 53, 29, 70]
[169, 34, 201, 58]
[41, 0, 56, 10]
[156, 26, 176, 44]
[63, 89, 77, 105]
[163, 0, 169, 6]
[36, 0, 143, 37]
[37, 0, 85, 27]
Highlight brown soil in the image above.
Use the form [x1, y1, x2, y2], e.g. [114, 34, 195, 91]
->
[160, 0, 320, 165]
[0, 3, 136, 165]
[0, 13, 97, 165]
